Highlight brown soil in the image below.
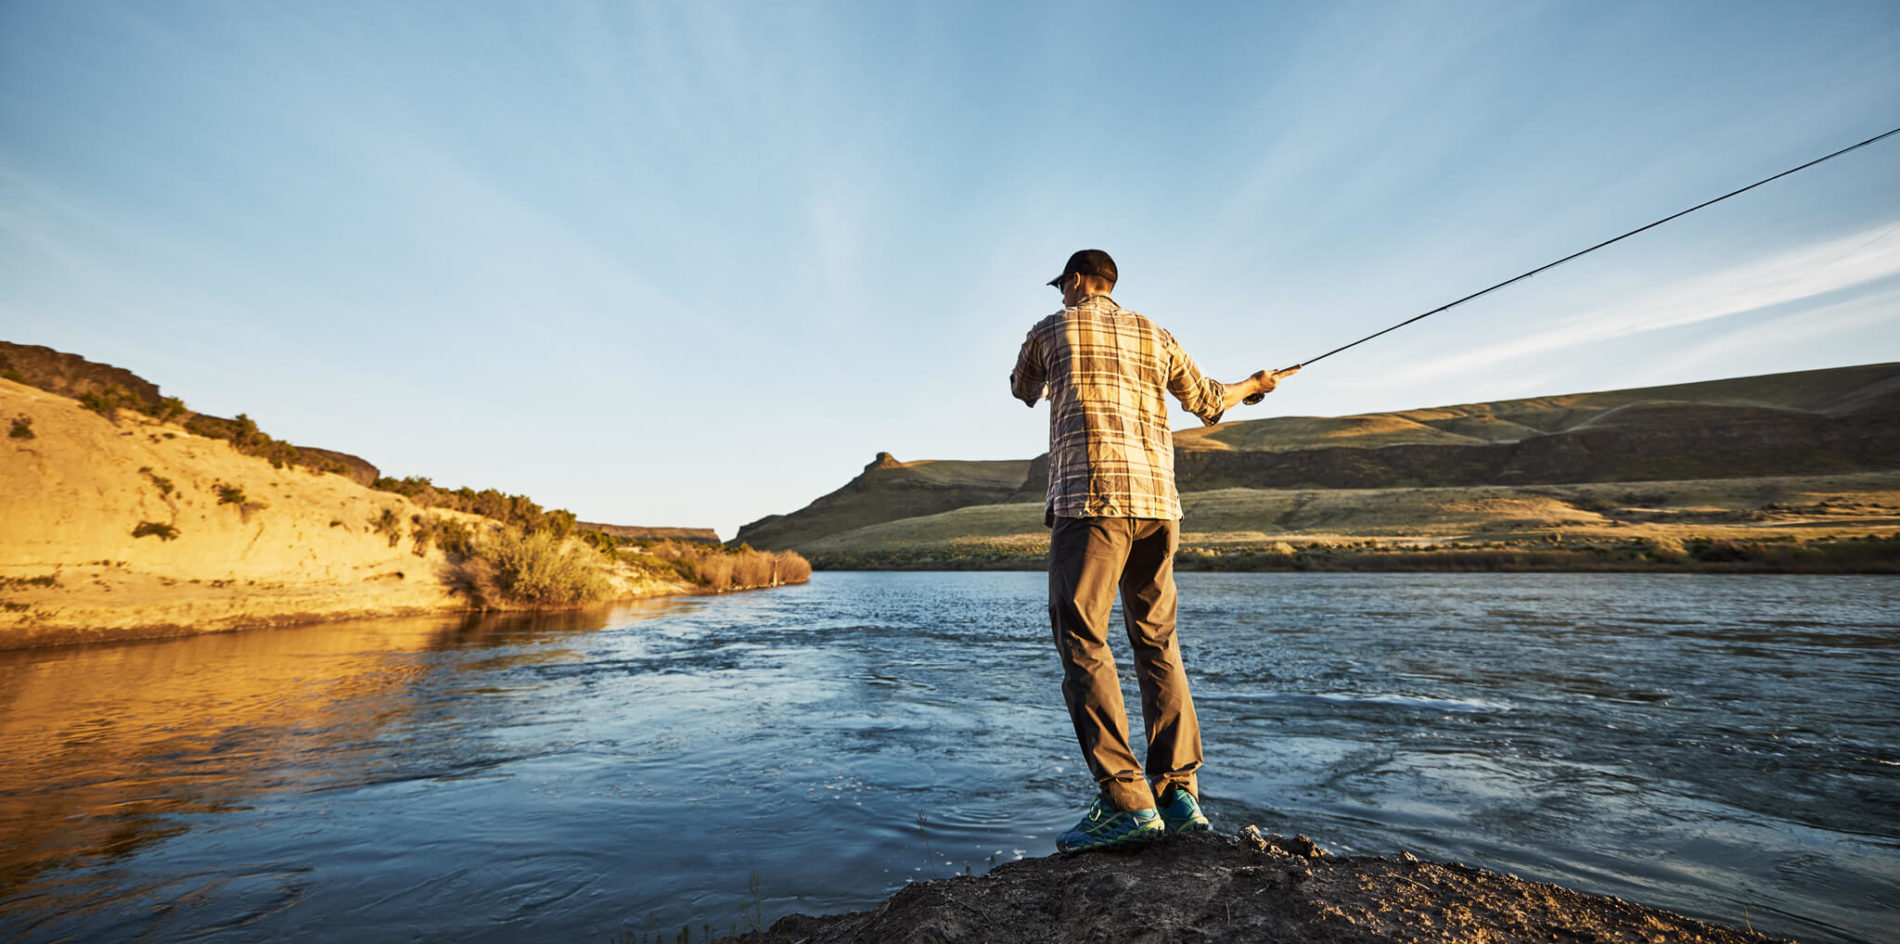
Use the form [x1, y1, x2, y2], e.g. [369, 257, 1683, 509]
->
[728, 830, 1786, 944]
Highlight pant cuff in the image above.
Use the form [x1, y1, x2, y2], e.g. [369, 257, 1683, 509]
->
[1152, 775, 1198, 800]
[1102, 778, 1157, 812]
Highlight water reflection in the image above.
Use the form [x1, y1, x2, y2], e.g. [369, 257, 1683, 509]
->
[0, 601, 691, 923]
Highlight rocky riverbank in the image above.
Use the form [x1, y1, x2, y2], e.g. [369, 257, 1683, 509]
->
[722, 829, 1786, 944]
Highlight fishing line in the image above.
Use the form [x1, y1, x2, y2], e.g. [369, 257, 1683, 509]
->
[1244, 125, 1900, 404]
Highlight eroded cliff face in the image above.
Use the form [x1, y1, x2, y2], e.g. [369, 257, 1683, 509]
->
[0, 341, 165, 405]
[0, 377, 469, 647]
[0, 341, 382, 486]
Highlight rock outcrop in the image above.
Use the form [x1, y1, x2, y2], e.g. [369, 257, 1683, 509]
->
[0, 341, 382, 485]
[724, 830, 1785, 944]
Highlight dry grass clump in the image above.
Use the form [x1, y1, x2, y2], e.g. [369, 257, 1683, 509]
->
[437, 526, 807, 608]
[627, 541, 812, 592]
[684, 548, 811, 591]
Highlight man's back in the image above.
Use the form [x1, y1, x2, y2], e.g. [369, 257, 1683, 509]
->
[1011, 295, 1226, 522]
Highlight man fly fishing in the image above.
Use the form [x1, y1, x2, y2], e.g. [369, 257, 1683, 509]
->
[1001, 131, 1896, 854]
[1010, 249, 1296, 852]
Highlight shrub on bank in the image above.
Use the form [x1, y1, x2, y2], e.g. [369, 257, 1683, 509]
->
[186, 413, 306, 469]
[78, 385, 133, 418]
[435, 516, 478, 558]
[370, 474, 577, 539]
[371, 508, 403, 547]
[145, 396, 187, 423]
[132, 521, 179, 541]
[138, 466, 175, 497]
[476, 528, 610, 604]
[1643, 536, 1688, 562]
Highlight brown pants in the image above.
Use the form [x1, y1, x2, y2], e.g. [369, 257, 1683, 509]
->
[1048, 516, 1202, 813]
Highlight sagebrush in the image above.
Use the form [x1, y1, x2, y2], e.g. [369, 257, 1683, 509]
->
[471, 528, 610, 604]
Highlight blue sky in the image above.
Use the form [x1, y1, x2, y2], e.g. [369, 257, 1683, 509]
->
[3, 1, 1896, 538]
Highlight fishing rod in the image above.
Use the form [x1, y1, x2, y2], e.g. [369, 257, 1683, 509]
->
[1241, 124, 1900, 405]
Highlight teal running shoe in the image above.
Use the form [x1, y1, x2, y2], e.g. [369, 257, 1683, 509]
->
[1056, 794, 1163, 853]
[1158, 787, 1211, 834]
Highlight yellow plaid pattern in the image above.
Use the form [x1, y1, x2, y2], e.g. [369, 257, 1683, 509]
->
[1010, 295, 1226, 520]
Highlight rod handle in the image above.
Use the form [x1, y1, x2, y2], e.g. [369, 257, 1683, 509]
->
[1241, 365, 1302, 405]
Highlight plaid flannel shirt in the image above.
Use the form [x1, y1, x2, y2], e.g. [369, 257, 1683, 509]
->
[1010, 295, 1226, 521]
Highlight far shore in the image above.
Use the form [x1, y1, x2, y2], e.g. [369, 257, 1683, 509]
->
[805, 533, 1900, 574]
[2, 372, 812, 653]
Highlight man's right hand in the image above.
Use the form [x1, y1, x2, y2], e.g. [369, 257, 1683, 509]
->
[1241, 366, 1299, 405]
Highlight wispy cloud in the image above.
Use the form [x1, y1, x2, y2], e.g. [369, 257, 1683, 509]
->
[1657, 282, 1900, 378]
[1363, 222, 1900, 389]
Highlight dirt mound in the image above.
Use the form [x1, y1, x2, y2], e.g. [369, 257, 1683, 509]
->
[731, 830, 1782, 944]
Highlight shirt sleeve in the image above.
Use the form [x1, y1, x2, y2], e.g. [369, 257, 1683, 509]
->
[1010, 329, 1046, 407]
[1163, 329, 1226, 426]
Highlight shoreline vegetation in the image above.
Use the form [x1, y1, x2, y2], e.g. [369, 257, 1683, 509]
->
[366, 474, 811, 600]
[807, 532, 1900, 573]
[435, 520, 813, 608]
[0, 344, 810, 649]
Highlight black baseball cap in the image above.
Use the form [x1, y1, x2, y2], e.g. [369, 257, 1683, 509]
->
[1047, 249, 1118, 287]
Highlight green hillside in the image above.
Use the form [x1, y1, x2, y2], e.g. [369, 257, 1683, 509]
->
[737, 363, 1900, 556]
[796, 472, 1900, 571]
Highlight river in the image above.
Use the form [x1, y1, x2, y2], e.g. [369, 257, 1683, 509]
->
[1, 572, 1895, 942]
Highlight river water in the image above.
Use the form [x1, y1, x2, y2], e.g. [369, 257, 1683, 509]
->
[0, 572, 1895, 943]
